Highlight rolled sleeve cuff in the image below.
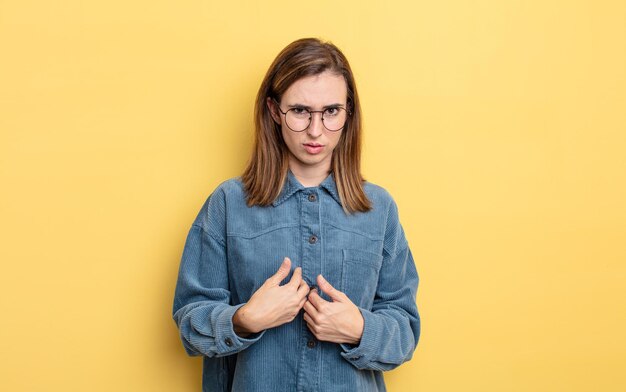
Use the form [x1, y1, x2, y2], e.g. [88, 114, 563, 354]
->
[339, 307, 381, 368]
[215, 303, 266, 355]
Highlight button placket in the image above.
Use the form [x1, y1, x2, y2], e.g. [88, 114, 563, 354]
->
[296, 189, 322, 391]
[307, 193, 319, 246]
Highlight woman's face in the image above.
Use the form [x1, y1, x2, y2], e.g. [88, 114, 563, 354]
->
[268, 71, 348, 175]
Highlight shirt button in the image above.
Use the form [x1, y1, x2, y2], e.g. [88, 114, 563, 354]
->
[224, 337, 233, 347]
[308, 193, 317, 202]
[308, 235, 317, 244]
[307, 340, 316, 348]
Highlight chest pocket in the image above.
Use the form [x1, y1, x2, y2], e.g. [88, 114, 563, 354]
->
[341, 249, 384, 310]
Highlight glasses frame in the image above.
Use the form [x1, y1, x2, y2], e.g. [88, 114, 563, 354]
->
[272, 98, 350, 132]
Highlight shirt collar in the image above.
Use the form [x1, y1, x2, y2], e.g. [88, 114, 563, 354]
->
[272, 170, 342, 207]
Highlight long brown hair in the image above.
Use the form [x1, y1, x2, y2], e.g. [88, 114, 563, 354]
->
[242, 38, 371, 214]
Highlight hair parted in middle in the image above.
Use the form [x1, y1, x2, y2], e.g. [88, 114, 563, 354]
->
[242, 37, 371, 214]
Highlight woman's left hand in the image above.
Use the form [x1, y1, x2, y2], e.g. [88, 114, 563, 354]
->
[302, 274, 364, 345]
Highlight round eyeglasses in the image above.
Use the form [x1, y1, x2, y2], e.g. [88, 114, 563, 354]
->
[273, 98, 350, 132]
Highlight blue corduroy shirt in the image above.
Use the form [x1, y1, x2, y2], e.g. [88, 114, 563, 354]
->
[172, 171, 420, 391]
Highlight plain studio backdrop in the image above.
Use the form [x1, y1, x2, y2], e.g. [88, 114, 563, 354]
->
[1, 1, 625, 391]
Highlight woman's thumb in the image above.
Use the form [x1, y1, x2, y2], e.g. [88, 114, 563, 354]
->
[270, 257, 291, 284]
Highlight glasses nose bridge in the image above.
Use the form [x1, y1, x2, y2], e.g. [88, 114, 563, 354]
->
[307, 109, 326, 130]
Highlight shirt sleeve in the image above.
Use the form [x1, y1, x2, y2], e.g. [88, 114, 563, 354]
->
[339, 197, 421, 371]
[172, 187, 266, 357]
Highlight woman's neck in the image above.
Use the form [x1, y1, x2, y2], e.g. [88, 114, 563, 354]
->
[289, 159, 331, 187]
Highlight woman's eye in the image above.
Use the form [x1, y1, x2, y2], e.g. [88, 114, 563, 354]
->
[325, 108, 339, 116]
[292, 108, 308, 115]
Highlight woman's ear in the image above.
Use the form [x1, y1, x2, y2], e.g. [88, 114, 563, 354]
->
[266, 97, 281, 124]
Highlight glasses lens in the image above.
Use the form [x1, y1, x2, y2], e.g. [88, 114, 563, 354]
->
[322, 108, 347, 131]
[285, 108, 310, 132]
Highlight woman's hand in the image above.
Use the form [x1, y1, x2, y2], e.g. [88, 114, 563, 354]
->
[303, 274, 364, 345]
[233, 257, 309, 335]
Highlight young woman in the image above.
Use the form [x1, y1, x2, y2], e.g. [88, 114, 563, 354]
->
[173, 38, 420, 392]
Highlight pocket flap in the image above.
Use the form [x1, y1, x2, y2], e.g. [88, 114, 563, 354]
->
[342, 249, 383, 269]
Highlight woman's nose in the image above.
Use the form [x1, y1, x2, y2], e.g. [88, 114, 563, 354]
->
[307, 113, 324, 137]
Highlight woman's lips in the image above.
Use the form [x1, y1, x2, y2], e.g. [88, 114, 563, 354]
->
[303, 143, 324, 154]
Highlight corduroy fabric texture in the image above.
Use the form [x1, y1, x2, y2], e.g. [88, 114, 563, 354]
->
[173, 171, 420, 391]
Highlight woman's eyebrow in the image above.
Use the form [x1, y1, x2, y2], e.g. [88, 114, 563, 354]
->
[287, 103, 345, 109]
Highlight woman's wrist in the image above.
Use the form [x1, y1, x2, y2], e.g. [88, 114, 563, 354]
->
[233, 303, 260, 336]
[348, 310, 364, 345]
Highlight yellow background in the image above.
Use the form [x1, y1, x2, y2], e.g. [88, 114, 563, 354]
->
[1, 1, 625, 391]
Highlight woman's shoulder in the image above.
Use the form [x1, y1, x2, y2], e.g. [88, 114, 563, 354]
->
[211, 176, 245, 197]
[193, 178, 246, 212]
[215, 176, 243, 193]
[362, 180, 397, 211]
[192, 177, 246, 232]
[362, 180, 407, 253]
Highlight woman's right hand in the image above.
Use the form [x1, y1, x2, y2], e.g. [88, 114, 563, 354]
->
[233, 257, 310, 335]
